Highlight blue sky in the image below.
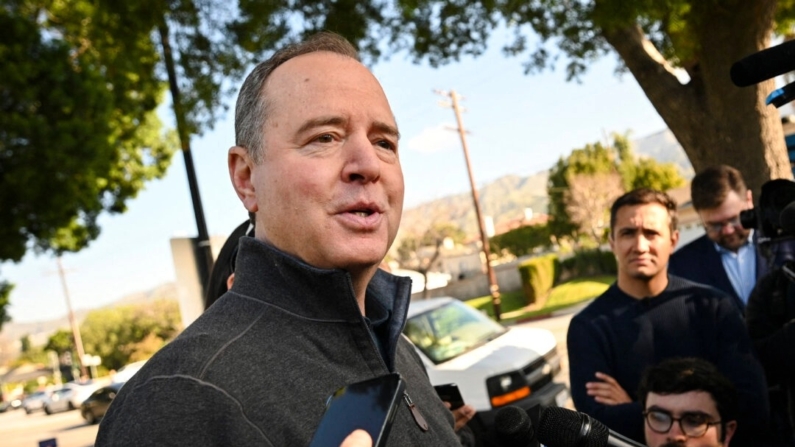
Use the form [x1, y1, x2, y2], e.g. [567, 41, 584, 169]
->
[1, 34, 667, 324]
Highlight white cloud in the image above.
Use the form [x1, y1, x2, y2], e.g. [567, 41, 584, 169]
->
[405, 123, 459, 154]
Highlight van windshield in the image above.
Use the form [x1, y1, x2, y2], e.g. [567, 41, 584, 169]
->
[404, 300, 507, 364]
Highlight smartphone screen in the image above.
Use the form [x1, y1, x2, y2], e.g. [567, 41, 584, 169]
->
[309, 373, 406, 447]
[434, 383, 465, 410]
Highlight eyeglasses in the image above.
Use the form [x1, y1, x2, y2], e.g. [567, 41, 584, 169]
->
[643, 409, 721, 437]
[703, 215, 742, 234]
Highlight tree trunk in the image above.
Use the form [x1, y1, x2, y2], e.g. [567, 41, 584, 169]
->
[601, 0, 791, 197]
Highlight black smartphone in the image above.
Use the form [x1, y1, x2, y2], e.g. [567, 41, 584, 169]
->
[434, 383, 465, 410]
[309, 373, 406, 447]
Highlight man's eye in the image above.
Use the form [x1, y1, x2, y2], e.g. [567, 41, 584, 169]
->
[315, 134, 334, 143]
[376, 140, 396, 151]
[682, 414, 709, 427]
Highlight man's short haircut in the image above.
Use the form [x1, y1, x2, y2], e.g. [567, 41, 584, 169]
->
[610, 188, 678, 235]
[638, 357, 738, 441]
[234, 32, 360, 163]
[690, 165, 747, 211]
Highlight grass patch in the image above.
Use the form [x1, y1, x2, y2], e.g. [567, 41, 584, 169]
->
[466, 276, 614, 324]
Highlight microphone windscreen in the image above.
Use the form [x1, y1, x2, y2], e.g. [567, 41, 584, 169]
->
[493, 406, 534, 447]
[731, 40, 795, 87]
[779, 201, 795, 234]
[537, 407, 609, 447]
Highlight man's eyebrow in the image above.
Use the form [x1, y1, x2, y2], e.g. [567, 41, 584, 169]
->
[372, 121, 400, 140]
[294, 116, 347, 136]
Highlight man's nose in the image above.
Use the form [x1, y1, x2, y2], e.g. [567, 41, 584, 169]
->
[342, 134, 381, 183]
[666, 422, 688, 442]
[634, 235, 650, 252]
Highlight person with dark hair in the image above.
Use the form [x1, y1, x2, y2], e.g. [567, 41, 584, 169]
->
[567, 188, 769, 446]
[203, 217, 254, 310]
[96, 32, 462, 446]
[669, 165, 765, 311]
[638, 358, 738, 447]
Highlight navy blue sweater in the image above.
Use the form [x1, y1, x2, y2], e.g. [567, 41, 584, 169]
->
[567, 275, 769, 446]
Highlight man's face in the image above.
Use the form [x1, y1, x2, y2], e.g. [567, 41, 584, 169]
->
[610, 203, 679, 283]
[698, 190, 752, 252]
[237, 52, 403, 274]
[644, 391, 735, 447]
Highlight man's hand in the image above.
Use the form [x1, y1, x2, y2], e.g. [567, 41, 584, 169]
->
[340, 429, 372, 447]
[445, 402, 476, 431]
[585, 372, 631, 406]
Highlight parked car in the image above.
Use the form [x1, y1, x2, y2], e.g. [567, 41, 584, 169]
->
[80, 382, 125, 424]
[403, 297, 569, 431]
[112, 360, 148, 384]
[64, 379, 105, 409]
[44, 387, 77, 414]
[0, 398, 22, 413]
[22, 390, 51, 414]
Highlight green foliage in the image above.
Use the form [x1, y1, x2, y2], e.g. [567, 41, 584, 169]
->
[80, 300, 181, 371]
[44, 329, 74, 355]
[548, 133, 685, 243]
[560, 249, 618, 278]
[0, 4, 175, 262]
[518, 254, 561, 305]
[19, 334, 31, 353]
[0, 281, 11, 332]
[490, 224, 551, 257]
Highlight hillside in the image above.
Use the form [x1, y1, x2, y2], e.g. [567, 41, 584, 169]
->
[399, 128, 692, 239]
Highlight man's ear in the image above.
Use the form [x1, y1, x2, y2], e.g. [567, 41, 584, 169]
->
[229, 146, 258, 213]
[722, 420, 737, 445]
[671, 228, 680, 249]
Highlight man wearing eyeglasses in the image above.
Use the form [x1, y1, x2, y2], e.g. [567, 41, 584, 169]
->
[669, 165, 763, 311]
[638, 358, 738, 447]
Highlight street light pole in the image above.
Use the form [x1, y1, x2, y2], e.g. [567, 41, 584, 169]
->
[437, 89, 502, 321]
[56, 257, 88, 379]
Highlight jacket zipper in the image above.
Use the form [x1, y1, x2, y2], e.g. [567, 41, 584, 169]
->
[403, 392, 429, 431]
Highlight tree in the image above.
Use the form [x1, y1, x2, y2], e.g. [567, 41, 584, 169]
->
[397, 222, 466, 297]
[382, 0, 793, 195]
[0, 281, 11, 332]
[1, 4, 175, 264]
[565, 172, 625, 243]
[548, 133, 685, 242]
[44, 329, 74, 355]
[489, 223, 551, 257]
[79, 299, 181, 370]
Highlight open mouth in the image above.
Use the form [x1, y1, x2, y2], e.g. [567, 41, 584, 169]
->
[350, 209, 375, 217]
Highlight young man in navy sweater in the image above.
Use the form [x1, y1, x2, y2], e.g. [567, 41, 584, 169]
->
[567, 188, 769, 446]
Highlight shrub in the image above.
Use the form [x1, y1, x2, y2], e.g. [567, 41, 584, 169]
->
[560, 249, 617, 279]
[518, 254, 561, 305]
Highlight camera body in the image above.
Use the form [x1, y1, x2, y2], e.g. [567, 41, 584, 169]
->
[740, 179, 795, 272]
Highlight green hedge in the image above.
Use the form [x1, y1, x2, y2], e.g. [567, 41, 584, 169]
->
[518, 254, 560, 305]
[560, 249, 617, 278]
[518, 249, 616, 304]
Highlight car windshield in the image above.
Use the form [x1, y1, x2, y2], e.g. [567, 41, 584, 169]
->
[404, 300, 507, 364]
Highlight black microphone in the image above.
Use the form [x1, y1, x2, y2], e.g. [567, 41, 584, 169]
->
[493, 405, 537, 447]
[730, 39, 795, 87]
[766, 82, 795, 108]
[493, 406, 647, 447]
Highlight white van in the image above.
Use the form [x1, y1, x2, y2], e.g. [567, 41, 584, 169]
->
[404, 297, 569, 430]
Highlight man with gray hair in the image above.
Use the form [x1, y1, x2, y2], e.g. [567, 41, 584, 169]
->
[96, 32, 463, 446]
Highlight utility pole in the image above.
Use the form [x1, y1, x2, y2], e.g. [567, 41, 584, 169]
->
[56, 257, 88, 379]
[435, 89, 502, 321]
[158, 22, 214, 297]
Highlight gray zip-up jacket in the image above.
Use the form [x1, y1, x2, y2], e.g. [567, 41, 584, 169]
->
[96, 237, 460, 446]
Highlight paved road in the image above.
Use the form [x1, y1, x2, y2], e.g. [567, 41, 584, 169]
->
[0, 408, 98, 447]
[515, 302, 585, 409]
